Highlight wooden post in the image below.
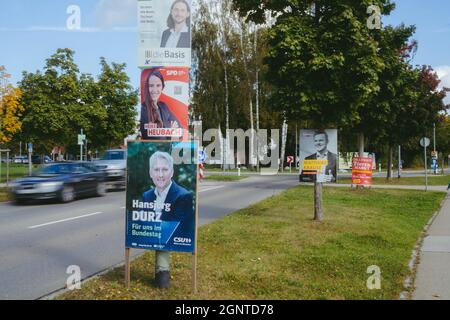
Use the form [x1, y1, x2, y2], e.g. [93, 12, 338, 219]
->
[192, 156, 200, 294]
[125, 247, 131, 288]
[314, 180, 323, 221]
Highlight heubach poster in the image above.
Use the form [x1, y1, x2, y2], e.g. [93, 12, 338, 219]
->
[299, 129, 338, 183]
[138, 0, 192, 68]
[125, 141, 198, 253]
[139, 67, 189, 140]
[352, 157, 373, 186]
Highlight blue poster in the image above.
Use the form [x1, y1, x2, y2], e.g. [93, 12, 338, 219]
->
[125, 141, 198, 253]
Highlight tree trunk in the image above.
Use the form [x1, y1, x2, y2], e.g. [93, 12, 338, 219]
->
[387, 145, 393, 180]
[314, 180, 323, 221]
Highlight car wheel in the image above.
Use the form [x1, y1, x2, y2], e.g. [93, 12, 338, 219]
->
[95, 182, 107, 197]
[61, 185, 75, 203]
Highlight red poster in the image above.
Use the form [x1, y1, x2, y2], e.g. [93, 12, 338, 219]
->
[140, 67, 189, 141]
[352, 157, 373, 186]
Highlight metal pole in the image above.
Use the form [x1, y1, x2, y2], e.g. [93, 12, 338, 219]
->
[424, 144, 428, 192]
[0, 151, 2, 184]
[6, 151, 9, 185]
[295, 125, 298, 169]
[433, 123, 437, 175]
[80, 129, 83, 162]
[28, 146, 32, 176]
[433, 123, 436, 152]
[398, 145, 401, 179]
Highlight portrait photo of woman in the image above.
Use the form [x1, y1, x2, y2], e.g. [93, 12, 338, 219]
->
[140, 70, 181, 140]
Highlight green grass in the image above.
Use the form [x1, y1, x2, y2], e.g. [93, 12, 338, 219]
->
[338, 175, 450, 186]
[203, 174, 248, 182]
[58, 186, 444, 300]
[0, 188, 11, 202]
[0, 164, 32, 180]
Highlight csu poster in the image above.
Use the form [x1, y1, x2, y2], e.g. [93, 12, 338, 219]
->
[125, 141, 198, 253]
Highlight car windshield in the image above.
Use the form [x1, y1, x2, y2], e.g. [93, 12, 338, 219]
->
[36, 164, 74, 175]
[101, 151, 125, 160]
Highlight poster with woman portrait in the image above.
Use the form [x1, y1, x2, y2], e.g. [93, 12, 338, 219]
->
[138, 0, 192, 68]
[140, 67, 189, 140]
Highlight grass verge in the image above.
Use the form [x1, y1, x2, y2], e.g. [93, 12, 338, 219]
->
[203, 174, 248, 182]
[0, 164, 33, 180]
[58, 186, 444, 300]
[338, 175, 450, 186]
[0, 188, 11, 202]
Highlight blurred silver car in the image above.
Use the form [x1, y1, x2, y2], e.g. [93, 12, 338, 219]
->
[93, 149, 126, 190]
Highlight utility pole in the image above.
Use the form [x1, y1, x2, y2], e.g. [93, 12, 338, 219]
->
[433, 123, 437, 175]
[254, 25, 260, 172]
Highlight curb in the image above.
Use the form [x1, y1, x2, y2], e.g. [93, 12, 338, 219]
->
[38, 251, 147, 300]
[399, 191, 448, 300]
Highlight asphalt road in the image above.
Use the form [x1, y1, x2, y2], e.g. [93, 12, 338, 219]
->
[0, 175, 298, 300]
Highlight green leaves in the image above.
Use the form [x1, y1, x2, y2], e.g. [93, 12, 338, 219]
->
[18, 49, 137, 155]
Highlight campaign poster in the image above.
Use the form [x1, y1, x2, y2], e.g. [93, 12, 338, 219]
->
[138, 0, 192, 68]
[139, 67, 189, 140]
[125, 140, 198, 253]
[352, 157, 373, 186]
[299, 129, 338, 183]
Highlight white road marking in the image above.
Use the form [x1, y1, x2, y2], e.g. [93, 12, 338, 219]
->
[29, 186, 224, 229]
[199, 186, 225, 193]
[28, 212, 103, 229]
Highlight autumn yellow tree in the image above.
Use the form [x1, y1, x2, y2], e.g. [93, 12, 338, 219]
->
[0, 66, 24, 144]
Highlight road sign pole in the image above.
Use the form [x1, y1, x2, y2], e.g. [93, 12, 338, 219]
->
[6, 150, 9, 185]
[424, 144, 428, 192]
[80, 129, 83, 162]
[28, 143, 32, 176]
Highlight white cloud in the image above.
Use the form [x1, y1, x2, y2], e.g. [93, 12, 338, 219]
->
[435, 65, 450, 105]
[96, 0, 137, 28]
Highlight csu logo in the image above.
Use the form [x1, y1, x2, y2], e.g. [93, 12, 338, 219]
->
[174, 237, 191, 243]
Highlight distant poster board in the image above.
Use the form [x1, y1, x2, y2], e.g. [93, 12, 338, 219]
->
[351, 157, 373, 186]
[299, 129, 338, 183]
[139, 67, 189, 140]
[125, 141, 198, 253]
[138, 0, 192, 67]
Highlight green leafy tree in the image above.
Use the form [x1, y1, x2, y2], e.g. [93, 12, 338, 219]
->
[95, 57, 138, 148]
[19, 49, 137, 156]
[232, 0, 396, 219]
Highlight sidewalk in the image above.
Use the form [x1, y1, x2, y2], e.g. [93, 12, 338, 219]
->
[413, 191, 450, 300]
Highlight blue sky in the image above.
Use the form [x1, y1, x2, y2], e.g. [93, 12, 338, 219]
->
[1, 0, 450, 100]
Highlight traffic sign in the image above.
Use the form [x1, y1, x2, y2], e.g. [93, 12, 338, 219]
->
[420, 137, 430, 148]
[287, 156, 294, 164]
[198, 150, 206, 164]
[78, 134, 86, 145]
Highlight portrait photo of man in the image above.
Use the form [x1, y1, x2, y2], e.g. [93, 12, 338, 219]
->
[142, 151, 194, 241]
[300, 130, 338, 183]
[160, 0, 191, 48]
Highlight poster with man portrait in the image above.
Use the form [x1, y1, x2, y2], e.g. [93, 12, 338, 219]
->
[299, 129, 338, 183]
[139, 67, 189, 141]
[138, 0, 192, 67]
[125, 141, 198, 253]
